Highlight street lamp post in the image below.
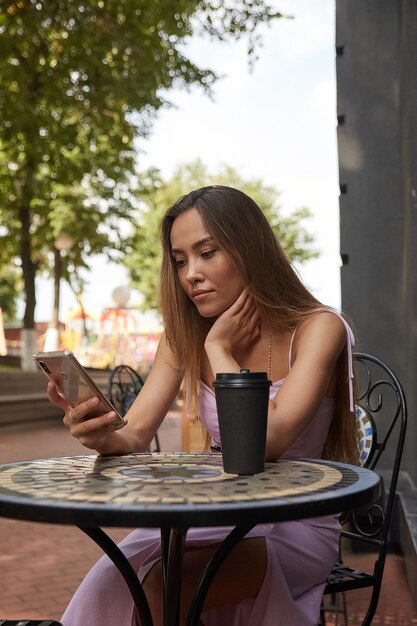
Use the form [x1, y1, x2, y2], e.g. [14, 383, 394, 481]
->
[44, 233, 74, 351]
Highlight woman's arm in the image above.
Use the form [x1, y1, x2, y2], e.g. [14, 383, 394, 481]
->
[204, 299, 347, 461]
[265, 312, 346, 459]
[48, 333, 182, 455]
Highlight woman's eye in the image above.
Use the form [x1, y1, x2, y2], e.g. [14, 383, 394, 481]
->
[173, 258, 186, 268]
[201, 249, 216, 259]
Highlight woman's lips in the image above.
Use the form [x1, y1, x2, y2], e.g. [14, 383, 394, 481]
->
[192, 289, 213, 302]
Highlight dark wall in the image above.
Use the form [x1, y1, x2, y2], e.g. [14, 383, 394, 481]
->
[336, 0, 417, 483]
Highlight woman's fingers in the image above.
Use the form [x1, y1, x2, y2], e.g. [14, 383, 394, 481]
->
[220, 291, 259, 333]
[63, 410, 125, 449]
[65, 411, 119, 430]
[47, 382, 124, 450]
[47, 381, 70, 410]
[62, 396, 119, 429]
[221, 290, 254, 322]
[231, 291, 259, 329]
[206, 289, 260, 354]
[227, 289, 252, 315]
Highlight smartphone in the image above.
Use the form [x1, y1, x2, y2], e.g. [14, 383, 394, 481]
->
[33, 349, 125, 429]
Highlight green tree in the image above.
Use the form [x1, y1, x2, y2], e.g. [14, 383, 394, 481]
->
[125, 160, 319, 310]
[0, 0, 282, 367]
[0, 217, 21, 320]
[0, 266, 20, 322]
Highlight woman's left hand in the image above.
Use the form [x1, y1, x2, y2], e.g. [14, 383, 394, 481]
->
[204, 290, 260, 357]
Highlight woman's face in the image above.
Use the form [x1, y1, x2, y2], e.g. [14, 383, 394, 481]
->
[170, 208, 243, 318]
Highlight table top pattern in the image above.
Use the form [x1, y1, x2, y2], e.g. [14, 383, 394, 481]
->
[0, 452, 347, 504]
[0, 452, 380, 528]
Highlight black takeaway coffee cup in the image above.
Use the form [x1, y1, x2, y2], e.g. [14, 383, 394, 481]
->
[213, 369, 271, 475]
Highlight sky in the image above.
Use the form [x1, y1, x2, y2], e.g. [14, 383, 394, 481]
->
[33, 0, 341, 325]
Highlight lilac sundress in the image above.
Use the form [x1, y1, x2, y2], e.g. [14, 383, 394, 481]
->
[61, 312, 354, 626]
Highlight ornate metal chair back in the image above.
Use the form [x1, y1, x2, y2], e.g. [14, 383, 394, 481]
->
[321, 352, 407, 626]
[108, 364, 160, 452]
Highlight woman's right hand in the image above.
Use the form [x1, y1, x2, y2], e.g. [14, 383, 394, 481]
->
[47, 382, 123, 451]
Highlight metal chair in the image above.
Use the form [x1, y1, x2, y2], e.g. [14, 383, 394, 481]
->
[320, 352, 407, 626]
[108, 364, 160, 452]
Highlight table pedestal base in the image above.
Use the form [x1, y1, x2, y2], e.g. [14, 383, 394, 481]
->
[80, 525, 255, 626]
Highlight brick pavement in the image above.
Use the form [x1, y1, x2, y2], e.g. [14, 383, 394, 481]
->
[1, 419, 416, 624]
[0, 416, 181, 622]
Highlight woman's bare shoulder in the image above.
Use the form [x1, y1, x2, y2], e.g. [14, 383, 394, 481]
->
[295, 310, 347, 356]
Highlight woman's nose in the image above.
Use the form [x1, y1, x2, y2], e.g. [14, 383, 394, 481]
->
[186, 258, 203, 283]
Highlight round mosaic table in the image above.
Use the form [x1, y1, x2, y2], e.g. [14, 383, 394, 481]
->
[0, 453, 381, 626]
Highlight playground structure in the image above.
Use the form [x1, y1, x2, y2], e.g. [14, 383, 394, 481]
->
[61, 306, 161, 375]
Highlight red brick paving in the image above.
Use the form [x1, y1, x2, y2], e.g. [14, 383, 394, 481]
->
[0, 517, 130, 620]
[322, 551, 417, 625]
[0, 420, 416, 624]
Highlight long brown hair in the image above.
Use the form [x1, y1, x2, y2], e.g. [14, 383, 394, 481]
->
[159, 185, 359, 464]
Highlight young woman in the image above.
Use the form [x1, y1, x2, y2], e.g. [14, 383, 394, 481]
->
[48, 185, 359, 626]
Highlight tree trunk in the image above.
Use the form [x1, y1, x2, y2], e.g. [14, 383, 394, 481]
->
[19, 207, 37, 371]
[21, 328, 37, 371]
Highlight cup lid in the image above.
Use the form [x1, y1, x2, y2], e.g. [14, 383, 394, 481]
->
[213, 369, 271, 387]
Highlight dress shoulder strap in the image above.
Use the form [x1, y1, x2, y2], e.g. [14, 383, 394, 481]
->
[288, 327, 299, 371]
[288, 307, 355, 412]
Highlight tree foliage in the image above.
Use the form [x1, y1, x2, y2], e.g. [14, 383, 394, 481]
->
[0, 265, 20, 321]
[125, 160, 319, 310]
[0, 0, 282, 330]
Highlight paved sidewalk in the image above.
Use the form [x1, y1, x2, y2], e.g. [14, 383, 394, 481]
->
[0, 416, 181, 622]
[0, 420, 416, 624]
